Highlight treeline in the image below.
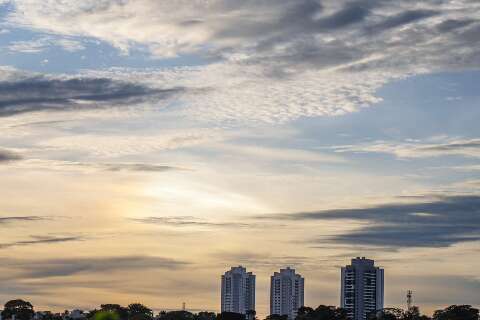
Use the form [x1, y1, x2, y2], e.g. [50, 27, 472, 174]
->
[1, 300, 478, 320]
[296, 305, 479, 320]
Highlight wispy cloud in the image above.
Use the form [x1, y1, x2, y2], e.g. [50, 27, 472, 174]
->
[32, 129, 220, 158]
[367, 9, 439, 34]
[211, 251, 314, 269]
[131, 216, 253, 229]
[332, 137, 480, 159]
[0, 216, 47, 223]
[2, 255, 190, 278]
[0, 235, 83, 249]
[12, 159, 188, 173]
[7, 36, 85, 53]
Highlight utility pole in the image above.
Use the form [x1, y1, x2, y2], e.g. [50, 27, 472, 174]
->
[182, 302, 186, 311]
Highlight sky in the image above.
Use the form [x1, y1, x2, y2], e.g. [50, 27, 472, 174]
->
[0, 0, 479, 317]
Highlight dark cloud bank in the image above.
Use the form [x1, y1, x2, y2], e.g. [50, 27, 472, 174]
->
[215, 0, 480, 74]
[264, 195, 480, 248]
[0, 77, 183, 117]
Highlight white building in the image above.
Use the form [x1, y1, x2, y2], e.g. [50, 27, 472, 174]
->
[270, 267, 304, 320]
[341, 257, 384, 320]
[221, 266, 256, 315]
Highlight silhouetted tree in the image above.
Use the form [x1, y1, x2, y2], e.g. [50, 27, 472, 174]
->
[368, 308, 404, 320]
[159, 311, 195, 320]
[94, 312, 120, 320]
[296, 307, 314, 320]
[100, 305, 129, 320]
[264, 315, 287, 320]
[195, 312, 217, 320]
[217, 312, 245, 320]
[87, 310, 100, 319]
[296, 305, 348, 320]
[433, 305, 479, 320]
[403, 307, 431, 320]
[127, 304, 153, 320]
[2, 299, 35, 320]
[320, 306, 347, 320]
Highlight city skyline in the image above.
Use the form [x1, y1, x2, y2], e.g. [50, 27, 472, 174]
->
[0, 258, 462, 319]
[0, 0, 479, 318]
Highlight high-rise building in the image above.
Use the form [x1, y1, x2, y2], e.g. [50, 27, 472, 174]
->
[340, 257, 384, 320]
[270, 267, 305, 320]
[221, 266, 256, 315]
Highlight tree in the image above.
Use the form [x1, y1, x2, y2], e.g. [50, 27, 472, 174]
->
[94, 312, 120, 320]
[295, 305, 348, 320]
[127, 304, 153, 320]
[87, 310, 100, 319]
[264, 315, 287, 320]
[296, 307, 314, 320]
[403, 307, 431, 320]
[100, 305, 129, 320]
[159, 311, 195, 320]
[2, 299, 35, 320]
[433, 305, 479, 320]
[217, 312, 245, 320]
[369, 308, 404, 320]
[195, 312, 217, 320]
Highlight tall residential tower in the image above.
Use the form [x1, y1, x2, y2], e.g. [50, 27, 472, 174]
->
[221, 266, 256, 315]
[270, 267, 305, 320]
[340, 257, 384, 320]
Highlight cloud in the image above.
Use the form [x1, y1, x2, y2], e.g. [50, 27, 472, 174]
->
[7, 36, 85, 53]
[315, 2, 371, 30]
[5, 0, 478, 68]
[89, 64, 390, 124]
[0, 148, 22, 162]
[0, 75, 183, 117]
[436, 18, 475, 32]
[368, 9, 439, 34]
[13, 159, 187, 173]
[211, 251, 314, 269]
[131, 216, 253, 229]
[33, 128, 219, 157]
[0, 216, 47, 223]
[0, 1, 478, 124]
[0, 235, 83, 249]
[2, 255, 190, 278]
[263, 195, 480, 248]
[209, 144, 346, 163]
[332, 137, 480, 159]
[100, 163, 185, 172]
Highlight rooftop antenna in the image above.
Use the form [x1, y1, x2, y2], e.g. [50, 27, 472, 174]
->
[407, 290, 413, 311]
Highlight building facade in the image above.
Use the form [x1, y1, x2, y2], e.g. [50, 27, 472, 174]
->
[270, 267, 305, 320]
[340, 257, 384, 320]
[221, 266, 256, 315]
